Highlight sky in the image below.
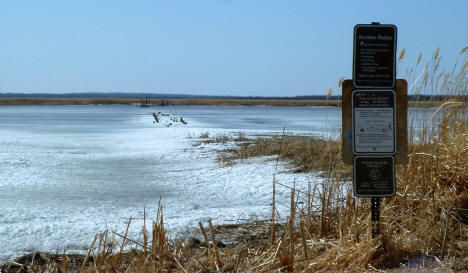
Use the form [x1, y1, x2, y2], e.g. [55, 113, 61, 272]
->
[0, 0, 467, 96]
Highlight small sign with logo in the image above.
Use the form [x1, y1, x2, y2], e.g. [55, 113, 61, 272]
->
[353, 156, 395, 197]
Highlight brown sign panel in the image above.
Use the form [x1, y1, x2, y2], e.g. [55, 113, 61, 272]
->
[342, 79, 407, 165]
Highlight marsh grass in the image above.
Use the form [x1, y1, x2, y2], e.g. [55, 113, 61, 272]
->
[3, 47, 467, 272]
[0, 98, 140, 105]
[213, 134, 351, 180]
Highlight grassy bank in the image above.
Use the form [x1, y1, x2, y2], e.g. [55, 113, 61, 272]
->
[0, 98, 139, 106]
[197, 132, 351, 180]
[0, 97, 341, 107]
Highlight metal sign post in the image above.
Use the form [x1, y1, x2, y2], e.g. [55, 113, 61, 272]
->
[371, 197, 381, 237]
[347, 22, 402, 238]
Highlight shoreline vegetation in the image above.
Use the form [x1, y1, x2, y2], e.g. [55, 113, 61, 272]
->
[0, 97, 465, 108]
[1, 47, 467, 272]
[194, 132, 352, 180]
[0, 97, 342, 107]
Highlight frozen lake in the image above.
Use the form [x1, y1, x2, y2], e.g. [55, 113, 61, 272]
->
[0, 104, 428, 261]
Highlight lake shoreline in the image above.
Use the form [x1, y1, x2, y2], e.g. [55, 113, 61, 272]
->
[0, 220, 276, 272]
[0, 97, 454, 108]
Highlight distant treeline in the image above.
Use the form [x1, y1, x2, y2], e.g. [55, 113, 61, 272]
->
[0, 92, 465, 101]
[0, 92, 341, 100]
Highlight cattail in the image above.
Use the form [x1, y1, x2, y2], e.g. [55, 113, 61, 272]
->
[326, 88, 332, 100]
[398, 48, 406, 61]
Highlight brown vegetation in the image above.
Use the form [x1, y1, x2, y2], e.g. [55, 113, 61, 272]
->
[212, 133, 352, 179]
[0, 98, 139, 106]
[164, 99, 342, 107]
[0, 98, 342, 107]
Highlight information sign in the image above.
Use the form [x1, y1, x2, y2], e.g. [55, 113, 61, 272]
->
[353, 24, 397, 88]
[354, 156, 395, 197]
[352, 90, 395, 154]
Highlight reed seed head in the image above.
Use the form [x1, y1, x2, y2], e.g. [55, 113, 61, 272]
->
[337, 77, 345, 88]
[460, 45, 468, 55]
[434, 46, 440, 60]
[326, 88, 332, 100]
[417, 52, 422, 64]
[398, 48, 406, 61]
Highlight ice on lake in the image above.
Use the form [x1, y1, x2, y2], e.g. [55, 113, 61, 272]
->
[0, 105, 343, 261]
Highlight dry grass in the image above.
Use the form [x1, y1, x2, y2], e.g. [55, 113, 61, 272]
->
[163, 98, 343, 107]
[0, 98, 140, 105]
[408, 100, 459, 108]
[2, 46, 467, 272]
[213, 134, 352, 180]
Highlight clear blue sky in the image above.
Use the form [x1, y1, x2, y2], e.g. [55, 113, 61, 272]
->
[1, 0, 467, 96]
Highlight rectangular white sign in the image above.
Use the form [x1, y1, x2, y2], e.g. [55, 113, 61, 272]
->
[352, 90, 395, 154]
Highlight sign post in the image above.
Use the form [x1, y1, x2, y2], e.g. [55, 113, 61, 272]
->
[347, 22, 402, 237]
[371, 197, 381, 237]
